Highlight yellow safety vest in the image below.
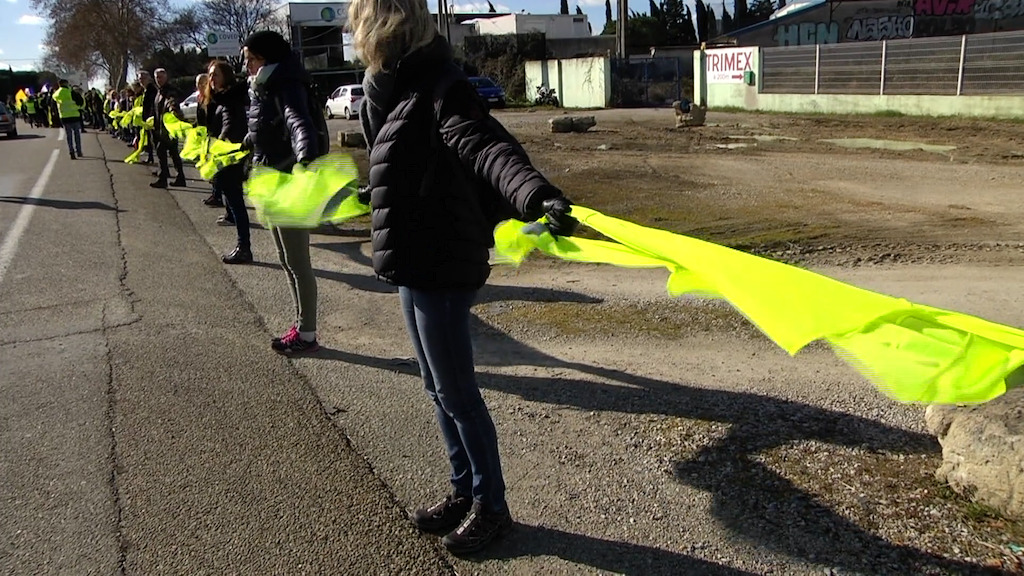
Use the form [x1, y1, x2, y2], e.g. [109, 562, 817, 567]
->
[24, 100, 36, 114]
[52, 87, 81, 119]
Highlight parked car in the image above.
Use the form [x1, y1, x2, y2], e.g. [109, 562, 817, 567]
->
[179, 91, 199, 124]
[469, 77, 506, 108]
[325, 85, 363, 120]
[0, 102, 18, 138]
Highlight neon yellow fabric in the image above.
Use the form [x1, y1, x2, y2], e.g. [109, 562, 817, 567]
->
[493, 206, 1024, 405]
[196, 138, 250, 180]
[124, 127, 147, 164]
[244, 153, 366, 228]
[180, 126, 209, 161]
[52, 87, 80, 119]
[163, 112, 192, 141]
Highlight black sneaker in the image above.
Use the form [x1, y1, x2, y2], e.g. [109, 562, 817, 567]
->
[149, 179, 167, 189]
[411, 494, 473, 533]
[441, 501, 513, 555]
[216, 215, 235, 226]
[222, 246, 253, 265]
[203, 195, 224, 207]
[171, 176, 187, 187]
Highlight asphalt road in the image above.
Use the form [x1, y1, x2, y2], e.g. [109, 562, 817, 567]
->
[0, 125, 449, 575]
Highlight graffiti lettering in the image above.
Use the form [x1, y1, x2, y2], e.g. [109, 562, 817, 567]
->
[914, 0, 975, 16]
[896, 0, 915, 7]
[975, 0, 1024, 19]
[774, 22, 840, 46]
[846, 15, 916, 40]
[914, 14, 976, 34]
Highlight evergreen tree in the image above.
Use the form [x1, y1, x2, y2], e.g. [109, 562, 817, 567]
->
[683, 5, 698, 44]
[487, 0, 496, 11]
[662, 0, 688, 44]
[560, 0, 570, 14]
[721, 1, 734, 32]
[707, 3, 719, 39]
[693, 1, 707, 42]
[777, 0, 786, 9]
[576, 5, 584, 14]
[649, 0, 663, 22]
[733, 0, 748, 28]
[748, 0, 775, 22]
[605, 0, 613, 27]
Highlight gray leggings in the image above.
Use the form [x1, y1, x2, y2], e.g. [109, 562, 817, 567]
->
[272, 227, 317, 333]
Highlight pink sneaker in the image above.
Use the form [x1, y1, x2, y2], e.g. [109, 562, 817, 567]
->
[271, 329, 320, 356]
[272, 325, 297, 345]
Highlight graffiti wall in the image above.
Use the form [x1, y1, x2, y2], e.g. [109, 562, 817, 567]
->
[725, 0, 1024, 46]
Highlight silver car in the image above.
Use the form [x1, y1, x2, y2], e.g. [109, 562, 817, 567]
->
[179, 91, 199, 124]
[0, 102, 17, 138]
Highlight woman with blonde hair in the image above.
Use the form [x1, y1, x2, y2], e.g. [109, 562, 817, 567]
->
[349, 0, 578, 556]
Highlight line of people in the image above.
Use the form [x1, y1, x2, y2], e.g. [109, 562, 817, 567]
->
[43, 5, 578, 556]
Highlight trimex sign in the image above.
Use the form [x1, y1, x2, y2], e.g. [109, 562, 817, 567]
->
[706, 47, 756, 84]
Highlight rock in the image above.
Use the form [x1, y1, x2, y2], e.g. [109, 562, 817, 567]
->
[926, 386, 1024, 519]
[339, 131, 365, 148]
[596, 144, 611, 151]
[571, 116, 596, 133]
[674, 101, 707, 128]
[548, 115, 597, 134]
[549, 116, 574, 133]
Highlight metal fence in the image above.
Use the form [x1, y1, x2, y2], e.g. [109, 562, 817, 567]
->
[611, 57, 684, 107]
[762, 30, 1024, 96]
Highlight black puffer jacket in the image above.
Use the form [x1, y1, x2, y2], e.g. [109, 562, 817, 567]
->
[361, 37, 562, 291]
[244, 51, 319, 171]
[207, 82, 248, 143]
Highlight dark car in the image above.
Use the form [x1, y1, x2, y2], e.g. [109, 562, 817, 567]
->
[468, 77, 506, 109]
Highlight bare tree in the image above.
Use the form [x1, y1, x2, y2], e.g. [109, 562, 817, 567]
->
[198, 0, 279, 43]
[33, 0, 162, 88]
[155, 7, 208, 53]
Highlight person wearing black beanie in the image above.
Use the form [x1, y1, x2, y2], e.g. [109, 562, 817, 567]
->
[242, 30, 292, 64]
[241, 29, 325, 356]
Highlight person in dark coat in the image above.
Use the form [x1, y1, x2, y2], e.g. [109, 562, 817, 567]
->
[150, 68, 187, 188]
[205, 60, 252, 264]
[349, 0, 578, 556]
[138, 70, 157, 163]
[242, 30, 322, 355]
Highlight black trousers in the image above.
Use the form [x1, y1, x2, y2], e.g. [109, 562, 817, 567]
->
[156, 136, 184, 180]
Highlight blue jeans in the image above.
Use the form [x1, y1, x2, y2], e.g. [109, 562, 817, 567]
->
[63, 118, 82, 156]
[399, 287, 507, 513]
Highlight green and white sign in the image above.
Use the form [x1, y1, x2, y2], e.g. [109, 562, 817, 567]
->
[206, 30, 241, 57]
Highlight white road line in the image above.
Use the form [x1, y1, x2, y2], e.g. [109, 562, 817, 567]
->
[57, 128, 64, 141]
[0, 149, 60, 286]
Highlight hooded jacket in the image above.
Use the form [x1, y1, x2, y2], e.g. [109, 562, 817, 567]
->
[359, 35, 562, 291]
[244, 51, 319, 171]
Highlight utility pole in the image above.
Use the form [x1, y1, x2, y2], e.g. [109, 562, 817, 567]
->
[437, 0, 451, 43]
[616, 0, 628, 58]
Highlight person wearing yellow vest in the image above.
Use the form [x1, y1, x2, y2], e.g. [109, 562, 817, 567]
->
[52, 79, 84, 159]
[20, 96, 37, 128]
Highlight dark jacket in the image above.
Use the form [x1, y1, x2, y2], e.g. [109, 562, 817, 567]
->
[207, 82, 248, 143]
[143, 83, 157, 119]
[360, 36, 562, 291]
[154, 83, 182, 139]
[244, 51, 319, 171]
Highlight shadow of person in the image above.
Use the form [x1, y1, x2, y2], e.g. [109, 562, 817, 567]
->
[462, 317, 999, 575]
[0, 196, 121, 211]
[472, 524, 758, 575]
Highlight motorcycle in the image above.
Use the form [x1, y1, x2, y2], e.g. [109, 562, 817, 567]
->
[534, 85, 560, 107]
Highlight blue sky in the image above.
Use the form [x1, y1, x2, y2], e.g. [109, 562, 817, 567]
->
[0, 0, 622, 72]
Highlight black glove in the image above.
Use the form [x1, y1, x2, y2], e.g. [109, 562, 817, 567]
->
[542, 197, 579, 237]
[357, 185, 371, 206]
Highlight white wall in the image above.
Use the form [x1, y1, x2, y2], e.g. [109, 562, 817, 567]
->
[525, 56, 611, 108]
[476, 14, 591, 39]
